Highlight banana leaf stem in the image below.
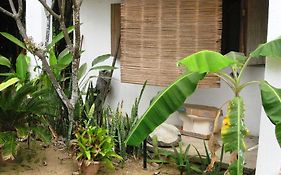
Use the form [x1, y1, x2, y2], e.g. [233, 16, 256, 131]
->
[237, 80, 261, 93]
[237, 56, 253, 83]
[214, 72, 235, 93]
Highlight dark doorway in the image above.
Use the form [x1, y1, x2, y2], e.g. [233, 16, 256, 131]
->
[221, 0, 242, 54]
[221, 0, 269, 65]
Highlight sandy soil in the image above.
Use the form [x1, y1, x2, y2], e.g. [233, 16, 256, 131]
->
[0, 141, 77, 175]
[0, 141, 179, 175]
[98, 159, 178, 175]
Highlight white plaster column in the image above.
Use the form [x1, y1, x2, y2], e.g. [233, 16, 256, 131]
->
[256, 0, 281, 174]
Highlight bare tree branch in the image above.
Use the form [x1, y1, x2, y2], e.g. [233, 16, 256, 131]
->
[70, 0, 82, 106]
[58, 0, 73, 49]
[18, 0, 23, 17]
[8, 0, 17, 14]
[2, 0, 27, 39]
[79, 0, 83, 7]
[38, 0, 60, 19]
[73, 0, 81, 56]
[0, 6, 14, 18]
[36, 51, 73, 110]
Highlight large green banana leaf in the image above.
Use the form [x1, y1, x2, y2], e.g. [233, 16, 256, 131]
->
[251, 37, 281, 58]
[260, 81, 281, 147]
[221, 97, 247, 175]
[125, 72, 205, 146]
[178, 50, 235, 73]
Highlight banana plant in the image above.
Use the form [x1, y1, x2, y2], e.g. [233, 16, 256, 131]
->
[125, 36, 281, 175]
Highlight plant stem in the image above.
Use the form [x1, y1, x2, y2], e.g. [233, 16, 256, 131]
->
[237, 56, 253, 83]
[237, 80, 261, 93]
[214, 72, 235, 92]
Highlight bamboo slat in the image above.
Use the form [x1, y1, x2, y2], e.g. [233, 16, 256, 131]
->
[121, 0, 222, 87]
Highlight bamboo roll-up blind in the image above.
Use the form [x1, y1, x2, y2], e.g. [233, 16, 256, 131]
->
[121, 0, 222, 87]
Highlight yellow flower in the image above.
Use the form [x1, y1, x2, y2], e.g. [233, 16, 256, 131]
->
[221, 116, 231, 135]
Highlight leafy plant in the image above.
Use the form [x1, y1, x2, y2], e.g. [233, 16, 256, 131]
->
[102, 81, 147, 160]
[147, 136, 173, 165]
[78, 54, 116, 92]
[125, 37, 281, 175]
[0, 83, 55, 160]
[171, 142, 202, 175]
[0, 52, 30, 91]
[0, 0, 86, 141]
[73, 123, 122, 169]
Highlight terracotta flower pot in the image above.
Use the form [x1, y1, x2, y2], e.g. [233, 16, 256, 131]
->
[81, 160, 100, 175]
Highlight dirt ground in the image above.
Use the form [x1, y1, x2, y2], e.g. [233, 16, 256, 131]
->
[0, 141, 178, 175]
[0, 142, 77, 175]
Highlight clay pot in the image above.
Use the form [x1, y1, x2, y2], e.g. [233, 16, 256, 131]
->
[81, 160, 100, 175]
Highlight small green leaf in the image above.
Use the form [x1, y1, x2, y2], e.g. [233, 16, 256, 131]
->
[49, 48, 58, 66]
[91, 54, 111, 66]
[251, 37, 281, 58]
[16, 54, 28, 81]
[88, 103, 95, 119]
[57, 53, 73, 67]
[78, 63, 87, 80]
[32, 127, 51, 144]
[225, 51, 246, 70]
[0, 73, 15, 77]
[0, 55, 12, 68]
[0, 77, 20, 91]
[0, 32, 26, 49]
[89, 65, 117, 71]
[15, 127, 29, 139]
[47, 26, 74, 50]
[178, 50, 235, 73]
[58, 48, 70, 60]
[85, 151, 91, 160]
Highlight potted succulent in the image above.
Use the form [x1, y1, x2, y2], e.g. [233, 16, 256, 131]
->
[73, 122, 122, 175]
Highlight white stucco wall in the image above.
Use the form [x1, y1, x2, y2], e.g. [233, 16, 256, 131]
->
[80, 0, 264, 136]
[256, 0, 281, 174]
[26, 0, 47, 76]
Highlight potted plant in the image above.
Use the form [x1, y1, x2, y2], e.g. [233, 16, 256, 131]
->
[73, 122, 122, 175]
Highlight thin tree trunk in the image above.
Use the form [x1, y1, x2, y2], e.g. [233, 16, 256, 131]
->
[0, 0, 82, 142]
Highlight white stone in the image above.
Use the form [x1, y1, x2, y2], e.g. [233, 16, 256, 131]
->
[148, 123, 181, 147]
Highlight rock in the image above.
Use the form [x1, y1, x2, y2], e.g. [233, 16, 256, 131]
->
[148, 123, 181, 147]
